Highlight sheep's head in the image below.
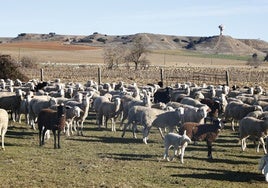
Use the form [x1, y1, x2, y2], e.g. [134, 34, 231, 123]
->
[212, 118, 224, 130]
[181, 130, 192, 145]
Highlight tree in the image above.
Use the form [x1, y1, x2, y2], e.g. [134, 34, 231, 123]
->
[246, 53, 262, 68]
[125, 37, 150, 70]
[103, 45, 125, 69]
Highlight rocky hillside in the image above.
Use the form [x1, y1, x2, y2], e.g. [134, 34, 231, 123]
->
[7, 32, 268, 56]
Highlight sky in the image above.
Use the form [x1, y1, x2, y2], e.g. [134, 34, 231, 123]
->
[1, 0, 267, 41]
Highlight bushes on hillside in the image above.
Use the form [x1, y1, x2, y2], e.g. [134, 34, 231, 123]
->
[0, 54, 29, 81]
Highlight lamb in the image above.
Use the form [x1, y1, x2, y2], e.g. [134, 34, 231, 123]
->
[65, 93, 93, 135]
[0, 109, 8, 150]
[239, 116, 268, 154]
[151, 107, 185, 139]
[258, 154, 268, 182]
[38, 104, 68, 149]
[179, 118, 224, 159]
[224, 101, 263, 131]
[92, 95, 110, 124]
[163, 131, 192, 164]
[97, 97, 121, 131]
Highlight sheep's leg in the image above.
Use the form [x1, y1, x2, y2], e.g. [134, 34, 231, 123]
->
[163, 146, 170, 161]
[111, 118, 116, 132]
[41, 128, 47, 146]
[52, 130, 57, 149]
[1, 128, 7, 150]
[180, 145, 187, 164]
[57, 130, 61, 149]
[207, 141, 213, 159]
[121, 123, 129, 138]
[142, 127, 150, 144]
[259, 137, 267, 154]
[158, 128, 165, 140]
[132, 123, 137, 139]
[241, 138, 247, 151]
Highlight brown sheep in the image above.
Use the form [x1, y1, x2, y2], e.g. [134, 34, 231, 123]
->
[38, 104, 68, 149]
[179, 118, 224, 159]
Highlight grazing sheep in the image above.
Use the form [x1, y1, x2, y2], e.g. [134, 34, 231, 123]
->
[151, 107, 185, 139]
[38, 104, 68, 149]
[179, 118, 224, 159]
[239, 116, 268, 154]
[163, 131, 192, 163]
[224, 101, 263, 131]
[0, 109, 8, 150]
[258, 154, 268, 182]
[98, 97, 121, 131]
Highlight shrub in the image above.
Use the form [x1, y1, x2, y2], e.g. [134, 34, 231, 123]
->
[0, 55, 29, 81]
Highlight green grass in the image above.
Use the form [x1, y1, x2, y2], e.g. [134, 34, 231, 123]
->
[0, 119, 267, 188]
[152, 50, 251, 61]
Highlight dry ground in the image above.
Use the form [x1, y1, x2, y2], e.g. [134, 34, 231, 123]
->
[0, 41, 250, 67]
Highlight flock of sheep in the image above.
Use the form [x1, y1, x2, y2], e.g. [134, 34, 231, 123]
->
[0, 78, 268, 182]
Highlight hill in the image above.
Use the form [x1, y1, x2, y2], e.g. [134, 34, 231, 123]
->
[2, 32, 268, 57]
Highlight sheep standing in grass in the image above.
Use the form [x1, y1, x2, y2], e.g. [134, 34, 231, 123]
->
[239, 116, 268, 154]
[38, 104, 67, 149]
[259, 154, 268, 182]
[151, 107, 185, 139]
[179, 118, 224, 159]
[0, 109, 8, 150]
[225, 101, 263, 131]
[98, 97, 121, 131]
[163, 131, 192, 163]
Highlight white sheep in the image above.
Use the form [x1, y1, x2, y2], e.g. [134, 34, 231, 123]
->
[97, 97, 121, 131]
[258, 154, 268, 182]
[163, 131, 192, 163]
[0, 109, 8, 150]
[225, 101, 263, 131]
[239, 116, 268, 154]
[151, 107, 185, 139]
[92, 95, 110, 124]
[65, 93, 93, 135]
[181, 105, 208, 125]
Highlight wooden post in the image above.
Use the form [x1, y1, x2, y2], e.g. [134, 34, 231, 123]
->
[40, 68, 44, 81]
[98, 67, 101, 85]
[225, 70, 229, 86]
[160, 68, 164, 87]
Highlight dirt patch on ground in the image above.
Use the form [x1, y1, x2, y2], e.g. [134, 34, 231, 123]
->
[0, 41, 99, 51]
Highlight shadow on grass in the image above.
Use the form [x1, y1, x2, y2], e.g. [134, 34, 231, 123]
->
[67, 135, 153, 144]
[98, 152, 157, 161]
[6, 126, 36, 139]
[170, 166, 264, 183]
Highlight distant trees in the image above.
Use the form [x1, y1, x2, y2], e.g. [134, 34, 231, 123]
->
[246, 53, 263, 68]
[103, 37, 150, 70]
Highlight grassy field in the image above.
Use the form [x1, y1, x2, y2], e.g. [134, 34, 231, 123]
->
[0, 41, 268, 187]
[0, 117, 267, 188]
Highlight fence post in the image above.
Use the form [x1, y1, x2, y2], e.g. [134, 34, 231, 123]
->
[40, 68, 44, 81]
[160, 68, 164, 85]
[98, 67, 101, 85]
[225, 70, 229, 86]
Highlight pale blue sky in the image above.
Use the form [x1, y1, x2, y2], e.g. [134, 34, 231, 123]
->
[1, 0, 267, 41]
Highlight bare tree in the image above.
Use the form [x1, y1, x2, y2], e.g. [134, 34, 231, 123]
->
[103, 45, 125, 69]
[125, 37, 150, 70]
